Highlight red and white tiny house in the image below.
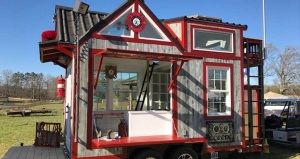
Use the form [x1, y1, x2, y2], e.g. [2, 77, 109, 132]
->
[39, 0, 265, 158]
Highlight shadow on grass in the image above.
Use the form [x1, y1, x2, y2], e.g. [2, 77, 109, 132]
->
[8, 114, 59, 117]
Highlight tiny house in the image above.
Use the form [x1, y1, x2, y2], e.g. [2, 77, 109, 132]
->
[39, 0, 265, 158]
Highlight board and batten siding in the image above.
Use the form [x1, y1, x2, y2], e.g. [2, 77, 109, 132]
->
[167, 23, 182, 41]
[92, 39, 182, 55]
[176, 58, 243, 147]
[77, 41, 122, 157]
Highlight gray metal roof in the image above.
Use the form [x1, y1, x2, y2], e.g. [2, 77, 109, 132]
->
[163, 15, 248, 30]
[55, 5, 108, 43]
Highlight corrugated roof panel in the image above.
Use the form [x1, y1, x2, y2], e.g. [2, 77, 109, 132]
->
[54, 5, 108, 43]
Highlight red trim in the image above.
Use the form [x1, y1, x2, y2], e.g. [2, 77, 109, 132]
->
[93, 55, 104, 89]
[91, 135, 206, 149]
[172, 63, 179, 136]
[90, 48, 197, 62]
[203, 62, 234, 120]
[240, 32, 246, 151]
[182, 20, 187, 49]
[71, 54, 78, 158]
[206, 145, 242, 153]
[168, 61, 185, 91]
[164, 23, 181, 42]
[190, 25, 237, 60]
[186, 19, 247, 31]
[256, 89, 261, 139]
[86, 51, 94, 149]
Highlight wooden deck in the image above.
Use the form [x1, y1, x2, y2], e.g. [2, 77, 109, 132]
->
[3, 146, 66, 159]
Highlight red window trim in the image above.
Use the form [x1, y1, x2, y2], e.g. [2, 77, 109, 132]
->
[203, 62, 234, 120]
[190, 25, 237, 60]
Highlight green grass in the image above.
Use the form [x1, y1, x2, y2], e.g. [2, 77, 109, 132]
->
[0, 102, 64, 158]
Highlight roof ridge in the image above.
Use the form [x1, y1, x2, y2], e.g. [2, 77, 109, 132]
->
[55, 5, 109, 16]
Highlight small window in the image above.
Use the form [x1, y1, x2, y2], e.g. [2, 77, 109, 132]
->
[194, 29, 233, 53]
[207, 67, 231, 116]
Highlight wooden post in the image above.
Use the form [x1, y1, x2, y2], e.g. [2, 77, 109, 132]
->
[107, 78, 114, 110]
[147, 60, 150, 110]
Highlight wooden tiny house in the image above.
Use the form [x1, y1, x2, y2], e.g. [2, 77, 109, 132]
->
[39, 0, 265, 158]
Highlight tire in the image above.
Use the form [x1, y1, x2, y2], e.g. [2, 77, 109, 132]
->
[134, 149, 163, 159]
[168, 147, 198, 159]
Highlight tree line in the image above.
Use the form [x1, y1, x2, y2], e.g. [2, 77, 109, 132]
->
[0, 70, 59, 101]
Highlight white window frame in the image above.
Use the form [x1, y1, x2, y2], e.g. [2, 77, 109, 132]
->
[138, 6, 170, 42]
[99, 5, 134, 38]
[151, 72, 171, 110]
[206, 66, 232, 116]
[193, 29, 234, 53]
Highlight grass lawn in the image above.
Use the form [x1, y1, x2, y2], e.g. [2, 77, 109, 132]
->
[0, 102, 64, 158]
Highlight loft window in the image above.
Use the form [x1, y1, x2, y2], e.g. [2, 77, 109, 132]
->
[194, 29, 233, 53]
[139, 17, 163, 40]
[207, 67, 231, 116]
[100, 7, 133, 37]
[138, 7, 169, 41]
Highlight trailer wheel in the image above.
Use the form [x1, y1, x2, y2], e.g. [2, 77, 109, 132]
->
[169, 147, 198, 159]
[134, 149, 163, 159]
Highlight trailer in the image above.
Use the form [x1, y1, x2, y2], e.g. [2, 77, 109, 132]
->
[264, 98, 300, 146]
[39, 0, 265, 158]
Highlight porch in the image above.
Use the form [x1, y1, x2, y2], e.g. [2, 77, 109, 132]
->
[3, 146, 66, 159]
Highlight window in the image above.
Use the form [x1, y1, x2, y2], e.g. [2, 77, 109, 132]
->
[138, 7, 169, 41]
[194, 29, 233, 53]
[93, 72, 138, 111]
[207, 67, 231, 116]
[100, 7, 133, 37]
[151, 72, 170, 110]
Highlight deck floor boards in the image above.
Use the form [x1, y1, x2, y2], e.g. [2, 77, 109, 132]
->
[3, 146, 66, 159]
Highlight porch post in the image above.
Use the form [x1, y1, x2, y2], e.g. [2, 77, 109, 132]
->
[106, 78, 114, 110]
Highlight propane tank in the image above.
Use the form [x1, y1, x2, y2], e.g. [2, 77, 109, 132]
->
[56, 76, 65, 98]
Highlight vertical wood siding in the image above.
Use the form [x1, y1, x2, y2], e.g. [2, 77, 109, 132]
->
[177, 58, 243, 147]
[77, 40, 122, 157]
[168, 23, 182, 41]
[92, 39, 181, 55]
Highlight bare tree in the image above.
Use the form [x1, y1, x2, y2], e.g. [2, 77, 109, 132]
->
[264, 43, 279, 77]
[267, 47, 300, 94]
[2, 70, 13, 101]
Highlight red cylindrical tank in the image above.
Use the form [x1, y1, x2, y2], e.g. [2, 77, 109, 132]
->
[56, 77, 65, 98]
[41, 30, 57, 42]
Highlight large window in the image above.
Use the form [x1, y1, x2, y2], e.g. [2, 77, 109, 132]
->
[194, 29, 233, 53]
[207, 66, 231, 116]
[93, 72, 138, 111]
